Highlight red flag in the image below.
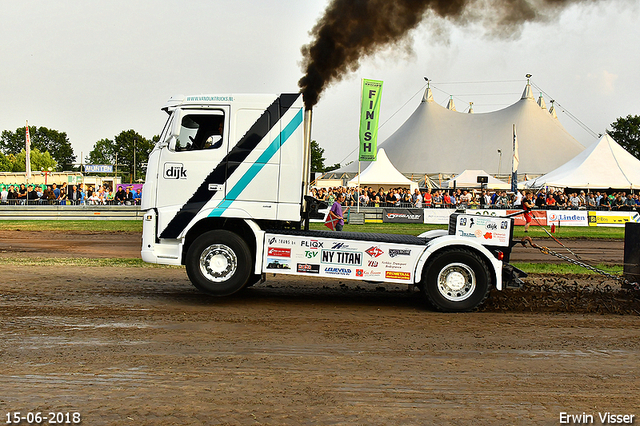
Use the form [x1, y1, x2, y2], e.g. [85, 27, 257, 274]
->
[25, 121, 32, 180]
[324, 214, 339, 231]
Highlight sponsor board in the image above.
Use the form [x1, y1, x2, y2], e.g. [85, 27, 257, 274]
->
[545, 210, 587, 227]
[297, 263, 320, 274]
[507, 210, 548, 226]
[455, 214, 510, 246]
[423, 208, 456, 224]
[262, 233, 426, 283]
[267, 247, 291, 258]
[383, 208, 424, 223]
[385, 271, 411, 280]
[588, 211, 638, 227]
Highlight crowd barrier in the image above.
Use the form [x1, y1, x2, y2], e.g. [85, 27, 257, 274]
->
[0, 205, 143, 220]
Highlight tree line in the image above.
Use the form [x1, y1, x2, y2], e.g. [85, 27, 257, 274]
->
[0, 115, 638, 180]
[0, 126, 155, 182]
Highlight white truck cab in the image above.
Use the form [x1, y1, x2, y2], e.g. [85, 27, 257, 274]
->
[141, 93, 525, 312]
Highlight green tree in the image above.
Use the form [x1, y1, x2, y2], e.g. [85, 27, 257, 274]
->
[0, 152, 12, 172]
[324, 162, 341, 173]
[87, 130, 154, 181]
[0, 126, 76, 171]
[10, 148, 57, 173]
[608, 114, 640, 160]
[310, 140, 325, 173]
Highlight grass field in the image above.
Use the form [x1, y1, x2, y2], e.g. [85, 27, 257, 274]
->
[0, 219, 625, 239]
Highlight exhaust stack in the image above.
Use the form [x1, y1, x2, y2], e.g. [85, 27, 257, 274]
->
[302, 108, 313, 199]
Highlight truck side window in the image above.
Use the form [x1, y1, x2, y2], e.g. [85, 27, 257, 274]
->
[175, 112, 225, 151]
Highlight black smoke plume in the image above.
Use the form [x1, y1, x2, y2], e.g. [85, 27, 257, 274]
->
[299, 0, 596, 109]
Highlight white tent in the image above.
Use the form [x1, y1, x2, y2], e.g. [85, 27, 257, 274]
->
[525, 134, 640, 189]
[347, 148, 418, 191]
[443, 169, 511, 189]
[334, 83, 585, 176]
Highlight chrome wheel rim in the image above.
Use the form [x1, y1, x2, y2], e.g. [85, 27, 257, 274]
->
[199, 244, 237, 282]
[437, 262, 476, 301]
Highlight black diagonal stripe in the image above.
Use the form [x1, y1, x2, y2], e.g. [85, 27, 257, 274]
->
[159, 93, 301, 239]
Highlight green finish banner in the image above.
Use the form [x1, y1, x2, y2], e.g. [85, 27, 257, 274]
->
[359, 79, 383, 161]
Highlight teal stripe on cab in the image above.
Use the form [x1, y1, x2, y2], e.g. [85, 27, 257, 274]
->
[209, 108, 303, 217]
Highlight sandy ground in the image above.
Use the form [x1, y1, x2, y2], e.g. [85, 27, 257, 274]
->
[1, 231, 639, 425]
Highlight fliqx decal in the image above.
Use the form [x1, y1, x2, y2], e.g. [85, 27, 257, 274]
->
[159, 94, 301, 239]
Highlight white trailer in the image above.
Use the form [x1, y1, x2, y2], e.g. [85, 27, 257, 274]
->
[141, 93, 525, 311]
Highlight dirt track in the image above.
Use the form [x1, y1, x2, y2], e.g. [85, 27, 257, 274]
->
[1, 231, 639, 425]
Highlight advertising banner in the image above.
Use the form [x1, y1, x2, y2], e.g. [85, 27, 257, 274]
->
[85, 164, 114, 173]
[423, 208, 456, 224]
[359, 79, 383, 162]
[263, 233, 426, 284]
[588, 211, 640, 227]
[546, 210, 588, 227]
[508, 210, 548, 226]
[383, 208, 424, 223]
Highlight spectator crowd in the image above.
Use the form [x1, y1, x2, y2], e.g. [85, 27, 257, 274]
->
[311, 186, 640, 212]
[0, 182, 142, 205]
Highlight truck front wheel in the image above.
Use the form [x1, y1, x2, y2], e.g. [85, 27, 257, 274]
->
[422, 248, 491, 312]
[186, 230, 252, 296]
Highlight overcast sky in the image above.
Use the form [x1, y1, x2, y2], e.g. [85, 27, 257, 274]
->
[1, 0, 638, 167]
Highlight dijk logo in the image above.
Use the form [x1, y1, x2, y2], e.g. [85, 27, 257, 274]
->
[163, 162, 187, 179]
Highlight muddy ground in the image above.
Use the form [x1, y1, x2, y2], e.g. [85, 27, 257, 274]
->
[1, 231, 639, 425]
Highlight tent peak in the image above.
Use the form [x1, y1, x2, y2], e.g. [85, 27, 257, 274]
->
[521, 82, 534, 100]
[422, 86, 434, 103]
[549, 100, 558, 119]
[446, 95, 456, 111]
[538, 92, 547, 110]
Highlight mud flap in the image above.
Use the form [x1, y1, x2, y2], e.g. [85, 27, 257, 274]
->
[503, 263, 527, 289]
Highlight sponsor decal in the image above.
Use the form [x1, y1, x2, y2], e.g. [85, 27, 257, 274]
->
[385, 271, 411, 280]
[362, 270, 383, 278]
[365, 246, 384, 258]
[267, 247, 291, 258]
[500, 221, 509, 230]
[484, 232, 492, 240]
[267, 237, 295, 245]
[304, 250, 319, 259]
[458, 230, 476, 238]
[367, 260, 378, 267]
[163, 162, 187, 179]
[331, 242, 353, 250]
[324, 267, 352, 276]
[388, 249, 411, 258]
[301, 240, 323, 249]
[266, 259, 290, 270]
[356, 269, 364, 277]
[382, 261, 408, 269]
[297, 263, 320, 274]
[321, 250, 362, 266]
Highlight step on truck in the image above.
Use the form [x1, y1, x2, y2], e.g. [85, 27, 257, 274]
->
[141, 93, 526, 312]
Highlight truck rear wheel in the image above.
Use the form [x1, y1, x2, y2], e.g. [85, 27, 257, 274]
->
[186, 230, 252, 296]
[422, 248, 491, 312]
